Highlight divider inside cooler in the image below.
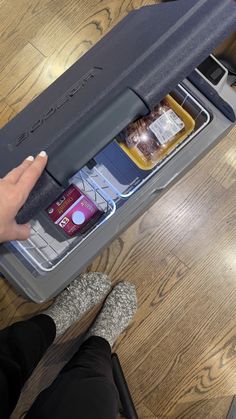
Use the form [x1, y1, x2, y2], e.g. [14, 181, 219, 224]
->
[91, 84, 211, 198]
[11, 84, 211, 274]
[13, 172, 116, 272]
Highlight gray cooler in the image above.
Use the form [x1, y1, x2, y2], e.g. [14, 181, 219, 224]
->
[0, 0, 235, 302]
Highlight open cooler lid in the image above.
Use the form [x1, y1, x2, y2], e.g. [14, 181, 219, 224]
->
[0, 0, 235, 222]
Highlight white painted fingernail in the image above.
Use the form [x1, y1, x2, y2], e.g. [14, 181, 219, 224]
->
[39, 151, 47, 157]
[26, 156, 34, 161]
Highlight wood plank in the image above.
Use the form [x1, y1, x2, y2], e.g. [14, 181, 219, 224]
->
[0, 0, 53, 73]
[48, 0, 161, 37]
[0, 43, 43, 100]
[228, 125, 236, 142]
[172, 396, 233, 419]
[31, 15, 75, 57]
[172, 183, 236, 268]
[0, 277, 51, 329]
[209, 137, 236, 190]
[137, 402, 157, 418]
[136, 248, 236, 415]
[0, 100, 16, 128]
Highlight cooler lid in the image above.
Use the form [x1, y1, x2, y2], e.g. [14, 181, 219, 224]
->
[0, 0, 235, 184]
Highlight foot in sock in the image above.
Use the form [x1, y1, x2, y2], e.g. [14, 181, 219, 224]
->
[44, 273, 111, 336]
[88, 281, 137, 347]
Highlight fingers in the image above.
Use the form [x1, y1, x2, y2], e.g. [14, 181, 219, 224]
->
[3, 222, 31, 242]
[17, 151, 48, 205]
[13, 223, 31, 241]
[4, 156, 34, 184]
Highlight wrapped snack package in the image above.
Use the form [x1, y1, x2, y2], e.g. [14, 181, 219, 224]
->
[46, 184, 103, 237]
[118, 95, 195, 170]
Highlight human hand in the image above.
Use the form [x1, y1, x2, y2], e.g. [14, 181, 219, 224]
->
[0, 151, 48, 243]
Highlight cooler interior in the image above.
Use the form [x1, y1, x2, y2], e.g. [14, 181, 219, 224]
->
[11, 84, 211, 273]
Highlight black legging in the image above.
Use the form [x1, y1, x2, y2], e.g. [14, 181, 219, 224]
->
[0, 315, 119, 419]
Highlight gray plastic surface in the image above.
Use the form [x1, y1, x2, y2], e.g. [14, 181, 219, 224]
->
[9, 84, 210, 274]
[189, 56, 236, 122]
[0, 81, 234, 302]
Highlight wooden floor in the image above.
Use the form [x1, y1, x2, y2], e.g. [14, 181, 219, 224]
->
[0, 1, 235, 418]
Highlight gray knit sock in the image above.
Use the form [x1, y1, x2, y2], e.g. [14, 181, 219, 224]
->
[44, 273, 111, 336]
[88, 282, 137, 347]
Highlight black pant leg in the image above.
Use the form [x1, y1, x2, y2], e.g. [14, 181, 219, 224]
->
[26, 336, 119, 419]
[0, 314, 56, 419]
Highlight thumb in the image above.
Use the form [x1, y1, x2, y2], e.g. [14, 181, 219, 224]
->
[12, 223, 31, 241]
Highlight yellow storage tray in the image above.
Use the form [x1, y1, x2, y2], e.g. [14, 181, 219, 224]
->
[117, 94, 196, 170]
